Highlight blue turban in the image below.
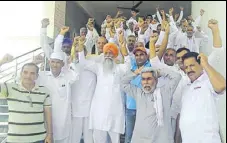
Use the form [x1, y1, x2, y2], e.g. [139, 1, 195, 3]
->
[63, 38, 73, 46]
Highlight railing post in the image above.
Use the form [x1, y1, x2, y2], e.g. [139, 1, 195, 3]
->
[14, 59, 18, 83]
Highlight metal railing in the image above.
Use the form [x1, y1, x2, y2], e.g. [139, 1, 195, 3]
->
[0, 47, 44, 143]
[0, 47, 43, 83]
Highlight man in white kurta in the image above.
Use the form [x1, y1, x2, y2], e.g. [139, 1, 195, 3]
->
[70, 48, 97, 143]
[37, 52, 79, 143]
[78, 42, 130, 143]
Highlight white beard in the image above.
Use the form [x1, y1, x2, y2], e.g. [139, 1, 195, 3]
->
[142, 84, 156, 94]
[103, 58, 114, 74]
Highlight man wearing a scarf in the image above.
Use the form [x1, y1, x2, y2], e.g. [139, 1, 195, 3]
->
[121, 66, 181, 143]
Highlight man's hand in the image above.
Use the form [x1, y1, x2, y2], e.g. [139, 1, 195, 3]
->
[180, 6, 184, 11]
[197, 53, 209, 68]
[41, 18, 50, 28]
[164, 21, 170, 34]
[44, 134, 52, 143]
[0, 54, 14, 66]
[156, 5, 160, 11]
[208, 19, 219, 31]
[78, 36, 86, 47]
[73, 36, 80, 47]
[109, 27, 116, 38]
[187, 15, 194, 21]
[150, 34, 159, 43]
[200, 9, 205, 16]
[174, 13, 179, 21]
[169, 8, 174, 15]
[117, 10, 123, 16]
[118, 30, 124, 44]
[160, 10, 165, 16]
[87, 18, 94, 31]
[60, 26, 70, 35]
[33, 54, 44, 65]
[134, 66, 144, 75]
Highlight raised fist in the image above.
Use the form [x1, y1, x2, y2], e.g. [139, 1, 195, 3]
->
[208, 19, 219, 30]
[41, 18, 50, 28]
[200, 9, 205, 16]
[60, 26, 70, 35]
[0, 54, 14, 65]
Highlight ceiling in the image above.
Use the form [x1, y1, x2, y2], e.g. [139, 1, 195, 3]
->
[75, 1, 192, 25]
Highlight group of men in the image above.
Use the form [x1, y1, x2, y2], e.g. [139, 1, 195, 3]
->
[0, 5, 225, 143]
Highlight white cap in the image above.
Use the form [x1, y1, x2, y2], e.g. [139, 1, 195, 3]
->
[50, 52, 65, 61]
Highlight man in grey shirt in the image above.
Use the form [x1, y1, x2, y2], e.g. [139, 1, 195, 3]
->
[121, 67, 181, 143]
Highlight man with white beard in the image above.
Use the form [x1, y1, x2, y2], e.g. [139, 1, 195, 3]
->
[77, 42, 130, 143]
[121, 66, 181, 143]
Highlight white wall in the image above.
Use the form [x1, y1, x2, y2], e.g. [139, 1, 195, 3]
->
[192, 1, 226, 142]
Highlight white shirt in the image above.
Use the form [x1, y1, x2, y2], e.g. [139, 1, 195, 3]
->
[179, 46, 225, 143]
[37, 69, 79, 140]
[179, 72, 224, 143]
[70, 62, 97, 117]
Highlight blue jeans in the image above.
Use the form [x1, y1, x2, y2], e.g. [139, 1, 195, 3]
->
[124, 109, 136, 143]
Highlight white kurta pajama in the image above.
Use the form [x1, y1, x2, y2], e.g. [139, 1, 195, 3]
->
[37, 69, 79, 143]
[70, 62, 97, 143]
[78, 51, 131, 143]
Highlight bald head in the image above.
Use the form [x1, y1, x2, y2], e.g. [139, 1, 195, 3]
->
[97, 37, 108, 54]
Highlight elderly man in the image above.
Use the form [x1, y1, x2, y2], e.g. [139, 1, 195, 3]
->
[0, 63, 52, 143]
[37, 52, 79, 143]
[77, 42, 129, 143]
[121, 66, 181, 143]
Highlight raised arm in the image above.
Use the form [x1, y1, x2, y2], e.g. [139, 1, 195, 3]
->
[199, 53, 226, 94]
[156, 21, 170, 60]
[208, 19, 224, 65]
[156, 6, 162, 23]
[40, 18, 53, 59]
[176, 7, 184, 23]
[54, 26, 70, 52]
[158, 68, 182, 96]
[0, 54, 13, 67]
[120, 71, 140, 98]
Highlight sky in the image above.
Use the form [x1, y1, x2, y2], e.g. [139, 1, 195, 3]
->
[0, 1, 44, 58]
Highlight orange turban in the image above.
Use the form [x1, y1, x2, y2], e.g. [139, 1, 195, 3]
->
[103, 43, 119, 58]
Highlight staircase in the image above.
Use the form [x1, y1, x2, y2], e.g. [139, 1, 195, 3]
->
[0, 47, 44, 143]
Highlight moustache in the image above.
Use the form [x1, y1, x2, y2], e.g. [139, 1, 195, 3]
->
[187, 71, 195, 75]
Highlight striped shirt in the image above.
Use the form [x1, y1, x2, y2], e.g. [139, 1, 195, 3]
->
[0, 82, 51, 143]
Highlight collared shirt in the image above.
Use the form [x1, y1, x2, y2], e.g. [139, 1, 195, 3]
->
[0, 82, 51, 143]
[179, 72, 225, 143]
[121, 68, 181, 143]
[37, 69, 79, 140]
